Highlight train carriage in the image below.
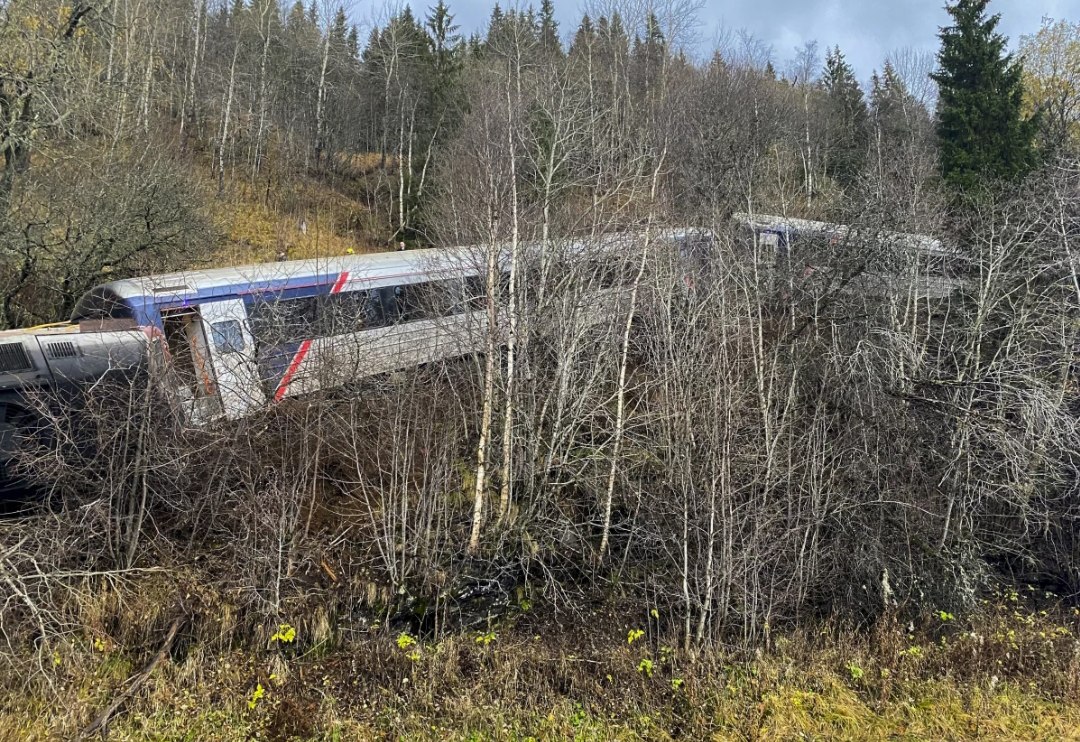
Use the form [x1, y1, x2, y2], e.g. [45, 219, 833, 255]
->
[0, 230, 710, 493]
[69, 246, 496, 421]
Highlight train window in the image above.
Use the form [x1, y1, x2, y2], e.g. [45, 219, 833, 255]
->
[448, 279, 473, 315]
[403, 279, 463, 320]
[401, 283, 430, 322]
[284, 297, 319, 338]
[362, 292, 386, 327]
[210, 320, 245, 354]
[318, 290, 385, 334]
[376, 285, 407, 323]
[253, 278, 486, 342]
[465, 276, 486, 309]
[249, 296, 318, 346]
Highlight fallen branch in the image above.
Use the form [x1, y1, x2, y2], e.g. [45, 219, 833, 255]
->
[77, 615, 184, 740]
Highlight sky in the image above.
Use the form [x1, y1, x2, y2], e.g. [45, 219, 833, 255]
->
[371, 0, 1080, 83]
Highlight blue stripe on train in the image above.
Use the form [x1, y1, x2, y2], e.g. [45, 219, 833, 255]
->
[126, 272, 340, 330]
[119, 273, 339, 392]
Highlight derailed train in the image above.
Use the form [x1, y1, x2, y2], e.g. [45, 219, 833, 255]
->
[0, 231, 714, 492]
[0, 216, 953, 493]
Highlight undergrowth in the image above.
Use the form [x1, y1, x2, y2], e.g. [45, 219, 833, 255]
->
[2, 577, 1078, 741]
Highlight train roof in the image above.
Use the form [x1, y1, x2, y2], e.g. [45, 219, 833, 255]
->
[733, 213, 955, 257]
[96, 245, 471, 301]
[88, 229, 705, 303]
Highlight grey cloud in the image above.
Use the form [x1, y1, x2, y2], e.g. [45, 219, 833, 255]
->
[706, 0, 1079, 78]
[384, 0, 1080, 80]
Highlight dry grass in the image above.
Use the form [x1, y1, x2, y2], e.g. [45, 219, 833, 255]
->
[2, 578, 1078, 741]
[210, 169, 386, 265]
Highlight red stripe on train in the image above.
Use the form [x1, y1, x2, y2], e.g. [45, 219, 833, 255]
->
[272, 271, 349, 402]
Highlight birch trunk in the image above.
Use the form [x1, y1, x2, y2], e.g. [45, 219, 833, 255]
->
[217, 40, 240, 197]
[252, 1, 273, 182]
[498, 55, 521, 524]
[468, 187, 501, 554]
[599, 148, 667, 560]
[313, 29, 331, 168]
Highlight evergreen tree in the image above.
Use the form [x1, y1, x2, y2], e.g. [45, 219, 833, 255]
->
[425, 0, 464, 124]
[539, 0, 562, 57]
[228, 0, 245, 26]
[598, 13, 629, 71]
[467, 31, 484, 59]
[486, 4, 506, 47]
[871, 62, 928, 144]
[631, 11, 666, 94]
[569, 13, 594, 58]
[426, 0, 461, 67]
[821, 46, 870, 186]
[931, 0, 1038, 191]
[286, 0, 307, 31]
[331, 7, 348, 45]
[347, 25, 359, 58]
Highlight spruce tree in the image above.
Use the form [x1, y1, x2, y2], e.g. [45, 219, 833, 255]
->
[931, 0, 1038, 191]
[570, 13, 594, 58]
[871, 62, 930, 145]
[539, 0, 562, 57]
[822, 46, 870, 187]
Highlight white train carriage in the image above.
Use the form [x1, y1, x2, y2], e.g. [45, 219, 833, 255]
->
[66, 231, 703, 422]
[0, 229, 709, 493]
[731, 212, 965, 299]
[85, 245, 496, 422]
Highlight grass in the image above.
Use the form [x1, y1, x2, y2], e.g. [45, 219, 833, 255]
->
[210, 164, 386, 266]
[3, 587, 1079, 741]
[5, 649, 1078, 740]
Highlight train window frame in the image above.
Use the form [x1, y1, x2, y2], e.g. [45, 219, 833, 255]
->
[316, 290, 386, 335]
[249, 295, 319, 346]
[403, 278, 469, 320]
[210, 319, 246, 354]
[251, 276, 487, 343]
[465, 276, 486, 309]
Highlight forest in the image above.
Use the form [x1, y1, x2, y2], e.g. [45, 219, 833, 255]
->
[2, 0, 1080, 738]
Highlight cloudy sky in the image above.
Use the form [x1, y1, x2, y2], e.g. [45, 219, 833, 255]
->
[376, 0, 1079, 82]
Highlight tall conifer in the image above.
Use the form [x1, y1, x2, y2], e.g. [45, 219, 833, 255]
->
[822, 46, 870, 186]
[932, 0, 1038, 191]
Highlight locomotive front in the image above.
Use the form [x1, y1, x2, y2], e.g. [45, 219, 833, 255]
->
[0, 322, 149, 497]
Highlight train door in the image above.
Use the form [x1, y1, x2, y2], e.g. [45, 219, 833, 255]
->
[198, 299, 266, 419]
[160, 308, 223, 423]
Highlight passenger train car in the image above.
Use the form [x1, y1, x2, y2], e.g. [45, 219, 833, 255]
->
[731, 212, 965, 298]
[0, 231, 708, 492]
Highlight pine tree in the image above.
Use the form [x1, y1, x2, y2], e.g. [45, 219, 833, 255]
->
[821, 46, 870, 186]
[931, 0, 1038, 191]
